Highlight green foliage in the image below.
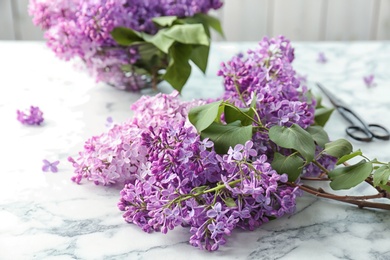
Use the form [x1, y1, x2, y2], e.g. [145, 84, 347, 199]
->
[269, 124, 316, 162]
[188, 100, 222, 132]
[323, 139, 353, 158]
[379, 183, 390, 193]
[111, 14, 223, 92]
[336, 149, 362, 165]
[152, 16, 178, 27]
[111, 27, 143, 45]
[194, 13, 225, 37]
[164, 24, 209, 45]
[200, 121, 253, 154]
[222, 197, 237, 207]
[190, 45, 209, 73]
[224, 96, 257, 126]
[373, 164, 390, 187]
[188, 98, 390, 201]
[306, 125, 329, 148]
[271, 152, 304, 182]
[163, 44, 192, 92]
[189, 100, 255, 154]
[328, 160, 373, 190]
[314, 95, 334, 127]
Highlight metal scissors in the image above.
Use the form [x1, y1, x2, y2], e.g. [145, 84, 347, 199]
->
[316, 83, 390, 142]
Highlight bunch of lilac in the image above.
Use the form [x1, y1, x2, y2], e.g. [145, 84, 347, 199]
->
[70, 90, 300, 251]
[17, 106, 44, 125]
[118, 139, 298, 251]
[218, 36, 336, 177]
[69, 36, 337, 251]
[28, 0, 223, 90]
[69, 91, 204, 185]
[218, 36, 313, 129]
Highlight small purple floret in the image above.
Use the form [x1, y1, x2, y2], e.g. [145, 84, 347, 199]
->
[317, 52, 327, 63]
[17, 106, 44, 125]
[42, 159, 60, 173]
[363, 74, 376, 88]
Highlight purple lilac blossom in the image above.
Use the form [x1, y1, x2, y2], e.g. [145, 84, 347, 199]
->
[28, 0, 223, 91]
[68, 91, 205, 185]
[105, 116, 114, 129]
[317, 52, 327, 63]
[70, 37, 336, 251]
[42, 159, 60, 173]
[363, 74, 376, 88]
[70, 90, 299, 251]
[217, 36, 336, 177]
[17, 106, 44, 125]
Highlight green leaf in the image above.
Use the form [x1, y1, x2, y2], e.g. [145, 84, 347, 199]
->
[315, 106, 334, 127]
[271, 152, 305, 182]
[224, 106, 255, 126]
[164, 24, 209, 46]
[191, 185, 208, 194]
[200, 121, 253, 154]
[163, 44, 192, 92]
[328, 160, 373, 190]
[379, 183, 390, 193]
[323, 139, 353, 159]
[215, 104, 225, 124]
[190, 45, 209, 74]
[188, 100, 223, 132]
[306, 125, 329, 148]
[194, 13, 225, 37]
[152, 16, 178, 27]
[224, 97, 257, 126]
[269, 124, 316, 162]
[137, 43, 161, 63]
[222, 197, 237, 207]
[142, 30, 175, 53]
[336, 149, 363, 165]
[373, 164, 390, 187]
[111, 27, 143, 46]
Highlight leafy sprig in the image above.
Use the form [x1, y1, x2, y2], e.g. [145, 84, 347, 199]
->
[111, 14, 223, 92]
[189, 98, 390, 210]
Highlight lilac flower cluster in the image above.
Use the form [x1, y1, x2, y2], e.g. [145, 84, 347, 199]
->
[29, 0, 223, 90]
[69, 37, 337, 251]
[218, 36, 314, 129]
[69, 91, 203, 185]
[118, 137, 298, 251]
[217, 36, 336, 177]
[70, 89, 299, 251]
[17, 106, 44, 125]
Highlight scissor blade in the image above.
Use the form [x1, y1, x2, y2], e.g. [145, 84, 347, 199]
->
[316, 83, 346, 108]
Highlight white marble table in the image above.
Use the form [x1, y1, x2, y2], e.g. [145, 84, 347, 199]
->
[1, 41, 390, 259]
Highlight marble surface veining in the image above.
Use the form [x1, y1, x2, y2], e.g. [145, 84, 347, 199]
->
[0, 41, 390, 260]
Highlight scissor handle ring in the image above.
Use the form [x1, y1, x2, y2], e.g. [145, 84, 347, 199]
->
[367, 124, 390, 140]
[345, 126, 373, 142]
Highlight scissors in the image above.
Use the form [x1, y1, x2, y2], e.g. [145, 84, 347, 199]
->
[316, 83, 390, 142]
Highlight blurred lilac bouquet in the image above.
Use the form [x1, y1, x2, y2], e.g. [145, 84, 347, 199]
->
[69, 36, 390, 251]
[29, 0, 223, 91]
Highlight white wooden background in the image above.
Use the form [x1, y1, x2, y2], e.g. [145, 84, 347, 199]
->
[1, 0, 390, 41]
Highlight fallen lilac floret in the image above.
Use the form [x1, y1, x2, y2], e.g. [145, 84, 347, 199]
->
[17, 106, 44, 125]
[42, 159, 60, 173]
[363, 74, 376, 88]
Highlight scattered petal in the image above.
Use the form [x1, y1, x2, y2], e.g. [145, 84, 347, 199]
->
[17, 106, 44, 125]
[42, 159, 60, 173]
[317, 52, 327, 63]
[105, 116, 114, 128]
[363, 74, 376, 88]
